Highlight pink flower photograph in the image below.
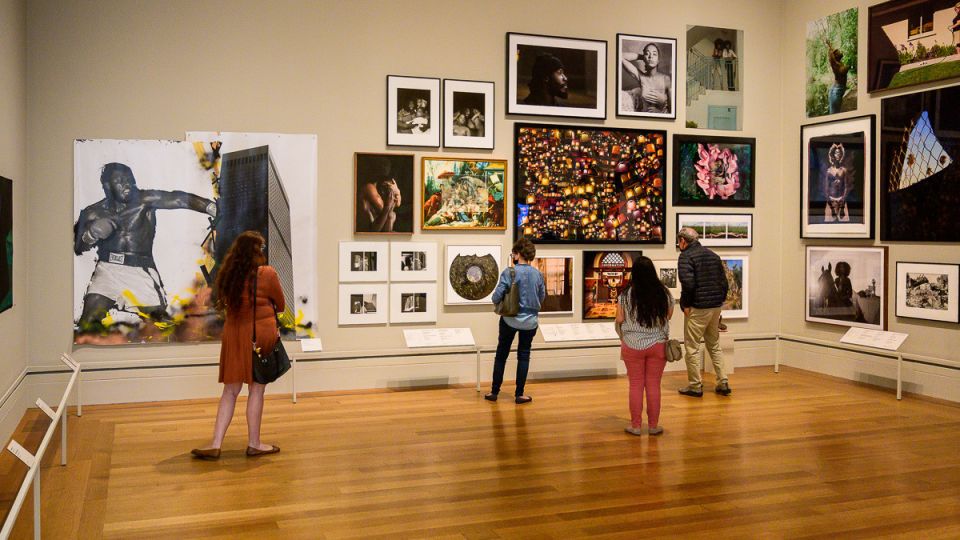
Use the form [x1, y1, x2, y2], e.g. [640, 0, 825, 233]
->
[674, 135, 755, 207]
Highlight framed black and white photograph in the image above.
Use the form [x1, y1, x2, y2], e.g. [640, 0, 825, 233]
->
[806, 246, 887, 330]
[617, 34, 676, 119]
[387, 75, 441, 147]
[531, 255, 574, 314]
[338, 283, 388, 325]
[895, 262, 959, 324]
[445, 244, 501, 305]
[338, 241, 389, 282]
[801, 115, 874, 239]
[390, 241, 438, 282]
[390, 283, 438, 324]
[443, 79, 494, 149]
[676, 213, 753, 247]
[720, 255, 749, 319]
[653, 260, 680, 297]
[507, 32, 607, 119]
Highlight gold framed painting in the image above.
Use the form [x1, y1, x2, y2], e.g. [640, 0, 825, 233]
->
[421, 157, 507, 230]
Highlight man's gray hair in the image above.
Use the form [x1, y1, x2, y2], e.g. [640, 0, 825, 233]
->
[678, 227, 699, 243]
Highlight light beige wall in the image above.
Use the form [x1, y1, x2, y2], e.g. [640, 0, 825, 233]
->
[26, 0, 784, 370]
[780, 0, 960, 362]
[0, 0, 27, 389]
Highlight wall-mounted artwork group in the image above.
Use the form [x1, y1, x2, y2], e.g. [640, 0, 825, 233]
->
[515, 124, 666, 243]
[338, 241, 439, 325]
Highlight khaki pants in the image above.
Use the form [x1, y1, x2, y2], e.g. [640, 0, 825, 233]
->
[683, 307, 726, 390]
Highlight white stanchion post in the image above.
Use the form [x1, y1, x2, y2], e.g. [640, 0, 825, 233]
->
[475, 347, 481, 392]
[32, 473, 40, 540]
[774, 335, 781, 373]
[291, 357, 297, 404]
[897, 353, 903, 401]
[61, 412, 67, 467]
[76, 369, 82, 417]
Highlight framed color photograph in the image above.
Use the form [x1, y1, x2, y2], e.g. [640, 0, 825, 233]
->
[806, 246, 887, 330]
[880, 86, 960, 242]
[354, 153, 414, 234]
[653, 260, 680, 297]
[676, 213, 753, 247]
[390, 283, 438, 324]
[720, 255, 749, 319]
[339, 283, 388, 325]
[338, 241, 389, 282]
[507, 32, 607, 119]
[673, 135, 755, 207]
[532, 256, 574, 314]
[685, 26, 743, 130]
[445, 245, 501, 305]
[387, 75, 441, 147]
[617, 34, 676, 119]
[422, 157, 507, 230]
[801, 115, 875, 239]
[582, 250, 643, 320]
[806, 7, 859, 117]
[443, 79, 494, 149]
[868, 0, 960, 94]
[515, 123, 666, 244]
[895, 262, 959, 323]
[390, 241, 437, 282]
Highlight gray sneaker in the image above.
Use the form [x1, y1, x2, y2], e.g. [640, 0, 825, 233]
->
[624, 426, 643, 436]
[715, 382, 732, 396]
[648, 426, 664, 436]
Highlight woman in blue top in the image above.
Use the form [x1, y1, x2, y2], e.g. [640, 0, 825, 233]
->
[485, 238, 546, 404]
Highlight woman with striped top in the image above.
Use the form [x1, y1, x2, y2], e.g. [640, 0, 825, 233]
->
[615, 256, 674, 436]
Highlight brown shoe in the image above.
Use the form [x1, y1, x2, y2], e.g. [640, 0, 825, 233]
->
[246, 445, 280, 457]
[190, 447, 221, 460]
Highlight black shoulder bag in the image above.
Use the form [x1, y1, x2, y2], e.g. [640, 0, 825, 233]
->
[251, 270, 291, 384]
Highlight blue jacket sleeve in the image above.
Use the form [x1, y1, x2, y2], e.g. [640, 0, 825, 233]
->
[537, 272, 546, 303]
[491, 268, 511, 304]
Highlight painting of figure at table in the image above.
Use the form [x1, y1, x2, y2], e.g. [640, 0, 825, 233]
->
[582, 250, 642, 319]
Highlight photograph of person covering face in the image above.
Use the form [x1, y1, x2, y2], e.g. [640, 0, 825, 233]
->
[354, 153, 414, 234]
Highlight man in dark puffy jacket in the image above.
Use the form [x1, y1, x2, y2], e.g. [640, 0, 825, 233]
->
[676, 227, 731, 397]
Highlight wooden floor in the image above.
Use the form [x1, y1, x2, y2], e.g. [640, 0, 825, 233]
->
[2, 366, 960, 539]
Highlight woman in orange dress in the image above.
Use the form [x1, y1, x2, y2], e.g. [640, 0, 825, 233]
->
[192, 231, 285, 459]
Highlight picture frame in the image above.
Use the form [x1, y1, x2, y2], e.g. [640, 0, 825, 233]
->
[653, 260, 680, 297]
[582, 250, 643, 320]
[867, 0, 960, 94]
[506, 32, 607, 119]
[515, 123, 667, 244]
[387, 75, 441, 147]
[338, 283, 388, 326]
[676, 213, 753, 247]
[684, 26, 744, 131]
[338, 241, 389, 282]
[390, 283, 438, 324]
[805, 246, 887, 330]
[720, 255, 749, 319]
[531, 255, 575, 314]
[616, 33, 677, 119]
[445, 245, 502, 305]
[895, 262, 959, 323]
[389, 241, 438, 282]
[422, 157, 507, 230]
[673, 134, 755, 207]
[354, 152, 414, 234]
[801, 115, 875, 239]
[805, 7, 858, 117]
[880, 86, 960, 242]
[443, 79, 494, 149]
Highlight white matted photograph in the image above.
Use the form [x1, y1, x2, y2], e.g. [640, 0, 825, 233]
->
[617, 34, 676, 119]
[443, 79, 494, 149]
[390, 241, 438, 282]
[720, 255, 749, 319]
[338, 283, 388, 325]
[806, 246, 887, 330]
[387, 75, 441, 147]
[653, 260, 680, 297]
[677, 213, 753, 247]
[390, 283, 438, 324]
[895, 262, 959, 323]
[339, 241, 389, 282]
[445, 244, 502, 305]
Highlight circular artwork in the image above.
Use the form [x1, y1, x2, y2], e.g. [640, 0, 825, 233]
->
[449, 253, 499, 300]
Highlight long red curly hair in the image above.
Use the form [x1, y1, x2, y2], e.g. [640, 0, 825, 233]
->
[214, 231, 266, 312]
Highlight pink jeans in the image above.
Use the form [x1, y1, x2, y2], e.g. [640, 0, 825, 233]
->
[621, 342, 667, 429]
